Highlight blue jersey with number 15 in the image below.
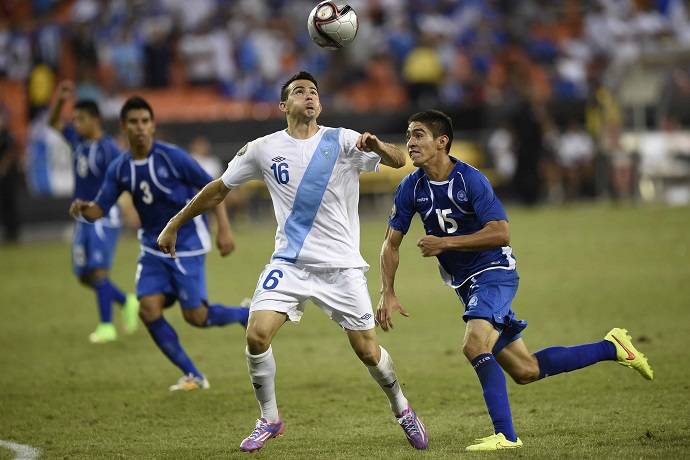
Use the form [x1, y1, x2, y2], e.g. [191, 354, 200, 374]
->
[94, 141, 213, 257]
[389, 157, 516, 288]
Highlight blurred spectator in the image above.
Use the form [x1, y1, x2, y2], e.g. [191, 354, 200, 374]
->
[189, 135, 222, 178]
[556, 120, 596, 201]
[486, 121, 516, 197]
[402, 32, 444, 107]
[0, 108, 21, 243]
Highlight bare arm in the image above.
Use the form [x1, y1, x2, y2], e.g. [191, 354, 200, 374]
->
[69, 199, 105, 222]
[376, 226, 410, 331]
[157, 178, 230, 257]
[417, 220, 510, 257]
[356, 132, 406, 169]
[213, 199, 235, 257]
[48, 81, 73, 130]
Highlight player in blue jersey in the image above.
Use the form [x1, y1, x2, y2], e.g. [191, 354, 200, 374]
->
[377, 110, 653, 451]
[69, 96, 249, 391]
[48, 81, 138, 344]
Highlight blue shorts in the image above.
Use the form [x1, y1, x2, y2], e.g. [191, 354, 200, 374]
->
[72, 221, 121, 277]
[455, 268, 528, 354]
[135, 252, 208, 309]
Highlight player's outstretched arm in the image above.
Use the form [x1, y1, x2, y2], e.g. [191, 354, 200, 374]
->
[48, 81, 73, 130]
[69, 199, 104, 222]
[356, 132, 406, 169]
[417, 220, 510, 256]
[213, 200, 235, 257]
[158, 178, 230, 257]
[377, 226, 410, 331]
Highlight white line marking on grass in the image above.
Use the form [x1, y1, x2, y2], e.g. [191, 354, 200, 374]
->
[0, 440, 40, 459]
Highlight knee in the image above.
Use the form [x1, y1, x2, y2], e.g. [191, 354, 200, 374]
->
[462, 340, 486, 362]
[353, 344, 379, 367]
[510, 358, 541, 385]
[182, 307, 207, 328]
[138, 301, 161, 324]
[246, 325, 272, 354]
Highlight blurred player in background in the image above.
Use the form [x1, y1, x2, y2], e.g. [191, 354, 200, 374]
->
[157, 71, 429, 452]
[377, 110, 653, 451]
[70, 96, 249, 391]
[48, 81, 139, 344]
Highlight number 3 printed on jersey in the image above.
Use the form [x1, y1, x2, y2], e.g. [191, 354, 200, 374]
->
[436, 208, 458, 233]
[140, 180, 154, 204]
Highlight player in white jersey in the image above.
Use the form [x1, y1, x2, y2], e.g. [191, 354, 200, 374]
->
[157, 71, 428, 453]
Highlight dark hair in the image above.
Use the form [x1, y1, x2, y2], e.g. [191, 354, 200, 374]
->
[407, 110, 454, 153]
[280, 71, 319, 101]
[74, 99, 101, 119]
[120, 96, 154, 123]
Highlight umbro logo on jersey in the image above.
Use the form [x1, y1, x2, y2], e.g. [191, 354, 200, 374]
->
[360, 313, 372, 321]
[252, 382, 263, 389]
[416, 197, 429, 202]
[271, 156, 286, 162]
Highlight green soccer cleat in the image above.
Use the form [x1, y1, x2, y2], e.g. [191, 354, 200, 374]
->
[88, 323, 117, 344]
[122, 293, 139, 334]
[604, 328, 654, 380]
[466, 433, 523, 451]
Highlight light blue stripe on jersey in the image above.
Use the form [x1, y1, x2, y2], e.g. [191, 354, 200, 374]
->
[274, 128, 340, 263]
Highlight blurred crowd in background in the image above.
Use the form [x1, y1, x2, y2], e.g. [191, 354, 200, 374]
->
[1, 0, 690, 243]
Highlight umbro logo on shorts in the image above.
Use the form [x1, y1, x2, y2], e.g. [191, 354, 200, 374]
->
[360, 313, 372, 321]
[271, 156, 286, 162]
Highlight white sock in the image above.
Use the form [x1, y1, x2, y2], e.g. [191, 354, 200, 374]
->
[366, 346, 408, 415]
[246, 346, 279, 422]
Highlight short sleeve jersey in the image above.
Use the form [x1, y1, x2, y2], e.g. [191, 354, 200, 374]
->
[389, 158, 516, 287]
[94, 141, 214, 257]
[63, 124, 123, 226]
[221, 126, 380, 268]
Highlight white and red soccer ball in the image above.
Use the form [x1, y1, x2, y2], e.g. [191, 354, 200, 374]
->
[307, 1, 359, 50]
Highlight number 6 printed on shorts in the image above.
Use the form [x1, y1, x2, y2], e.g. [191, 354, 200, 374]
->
[262, 269, 283, 290]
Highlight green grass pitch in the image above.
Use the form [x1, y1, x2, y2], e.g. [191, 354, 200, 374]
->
[1, 203, 689, 459]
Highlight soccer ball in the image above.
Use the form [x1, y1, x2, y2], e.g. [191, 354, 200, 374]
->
[307, 1, 358, 50]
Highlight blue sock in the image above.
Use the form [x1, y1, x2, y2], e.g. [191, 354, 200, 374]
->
[145, 317, 202, 378]
[534, 340, 617, 379]
[93, 279, 113, 323]
[104, 279, 126, 305]
[471, 353, 517, 442]
[205, 303, 249, 327]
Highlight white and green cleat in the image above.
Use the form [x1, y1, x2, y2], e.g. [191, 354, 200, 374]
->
[88, 323, 117, 344]
[121, 293, 139, 334]
[604, 328, 654, 380]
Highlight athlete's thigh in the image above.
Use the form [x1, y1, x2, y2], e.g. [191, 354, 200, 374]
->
[311, 268, 375, 331]
[495, 338, 538, 377]
[171, 255, 207, 309]
[72, 222, 120, 277]
[135, 252, 173, 300]
[345, 327, 379, 356]
[463, 318, 501, 350]
[251, 262, 306, 322]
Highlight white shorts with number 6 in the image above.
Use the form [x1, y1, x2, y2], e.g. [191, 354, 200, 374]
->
[250, 261, 375, 331]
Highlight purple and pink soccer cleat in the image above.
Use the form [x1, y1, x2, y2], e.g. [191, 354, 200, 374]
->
[239, 418, 285, 452]
[396, 406, 428, 450]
